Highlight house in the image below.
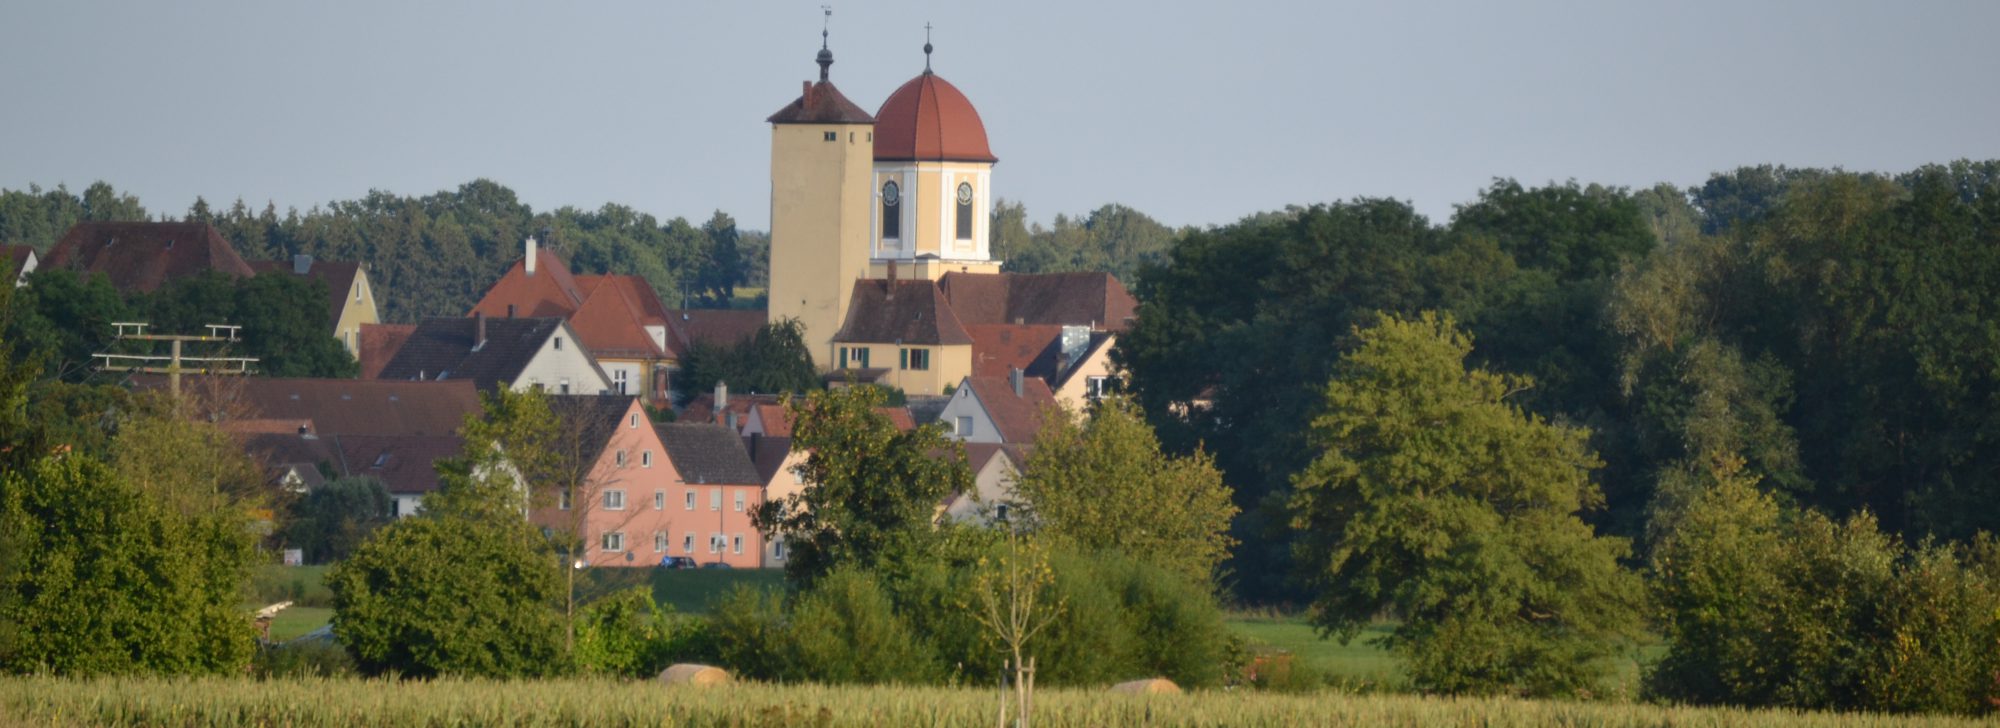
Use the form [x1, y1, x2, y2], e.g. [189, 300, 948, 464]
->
[679, 382, 783, 432]
[657, 422, 768, 568]
[249, 255, 380, 356]
[529, 395, 685, 567]
[664, 308, 768, 355]
[374, 314, 614, 395]
[2, 245, 37, 286]
[333, 434, 463, 518]
[357, 323, 416, 379]
[42, 221, 256, 293]
[743, 431, 802, 566]
[968, 324, 1119, 412]
[936, 370, 1058, 444]
[941, 442, 1027, 524]
[467, 237, 678, 402]
[133, 375, 482, 437]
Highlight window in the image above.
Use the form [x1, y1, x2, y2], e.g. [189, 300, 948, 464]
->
[642, 450, 653, 468]
[683, 533, 694, 553]
[709, 534, 723, 554]
[846, 347, 869, 369]
[355, 283, 363, 303]
[602, 532, 624, 552]
[629, 413, 639, 428]
[732, 535, 743, 555]
[881, 181, 901, 240]
[654, 532, 667, 553]
[554, 336, 564, 351]
[559, 378, 571, 395]
[823, 131, 837, 141]
[734, 491, 746, 512]
[654, 490, 665, 510]
[613, 369, 628, 394]
[710, 489, 721, 511]
[773, 539, 786, 559]
[604, 490, 626, 510]
[615, 450, 628, 467]
[996, 504, 1011, 523]
[559, 488, 572, 511]
[506, 304, 516, 318]
[685, 491, 695, 510]
[901, 348, 929, 371]
[957, 416, 974, 436]
[955, 182, 974, 240]
[1086, 376, 1111, 400]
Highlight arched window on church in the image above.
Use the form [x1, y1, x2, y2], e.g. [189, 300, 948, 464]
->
[955, 182, 974, 240]
[881, 181, 901, 241]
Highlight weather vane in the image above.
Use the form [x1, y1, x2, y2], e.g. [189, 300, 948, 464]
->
[822, 6, 833, 49]
[924, 22, 934, 72]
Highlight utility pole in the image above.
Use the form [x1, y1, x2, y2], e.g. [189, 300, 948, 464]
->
[94, 322, 259, 396]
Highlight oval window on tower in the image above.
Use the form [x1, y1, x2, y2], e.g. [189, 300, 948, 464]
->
[881, 181, 901, 240]
[955, 182, 974, 240]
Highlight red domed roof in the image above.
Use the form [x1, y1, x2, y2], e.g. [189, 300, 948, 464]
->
[873, 72, 997, 164]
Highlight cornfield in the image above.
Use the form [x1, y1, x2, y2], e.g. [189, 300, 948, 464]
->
[0, 676, 1986, 727]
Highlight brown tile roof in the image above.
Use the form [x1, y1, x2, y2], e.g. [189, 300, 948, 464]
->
[358, 323, 416, 380]
[249, 257, 361, 326]
[665, 309, 768, 357]
[767, 78, 875, 125]
[579, 275, 670, 324]
[656, 422, 762, 485]
[548, 394, 642, 468]
[468, 250, 585, 319]
[565, 275, 664, 360]
[2, 245, 35, 273]
[964, 375, 1058, 444]
[377, 316, 577, 392]
[963, 442, 1027, 475]
[743, 434, 795, 485]
[833, 279, 973, 345]
[938, 272, 1138, 332]
[334, 434, 463, 495]
[748, 403, 911, 438]
[680, 392, 782, 430]
[43, 222, 255, 293]
[966, 324, 1064, 379]
[133, 375, 481, 437]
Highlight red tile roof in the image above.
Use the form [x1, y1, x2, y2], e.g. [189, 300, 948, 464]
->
[566, 275, 664, 359]
[873, 72, 997, 163]
[748, 403, 912, 438]
[579, 275, 670, 324]
[964, 375, 1058, 445]
[966, 324, 1064, 379]
[43, 222, 255, 293]
[468, 250, 585, 320]
[358, 323, 416, 380]
[963, 442, 1027, 475]
[767, 74, 875, 125]
[680, 392, 783, 430]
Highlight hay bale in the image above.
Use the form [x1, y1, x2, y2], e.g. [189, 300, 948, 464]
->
[1108, 678, 1181, 694]
[657, 663, 731, 686]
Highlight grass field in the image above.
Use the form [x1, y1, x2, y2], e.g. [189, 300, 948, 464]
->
[2, 676, 1985, 727]
[266, 607, 335, 641]
[578, 565, 787, 614]
[1225, 613, 1404, 687]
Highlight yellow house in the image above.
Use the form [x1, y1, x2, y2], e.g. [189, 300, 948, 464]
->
[251, 255, 380, 357]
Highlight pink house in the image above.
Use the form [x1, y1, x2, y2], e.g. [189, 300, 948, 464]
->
[534, 395, 687, 567]
[656, 422, 769, 568]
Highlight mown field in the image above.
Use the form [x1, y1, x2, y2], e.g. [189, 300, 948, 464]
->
[1, 676, 1984, 727]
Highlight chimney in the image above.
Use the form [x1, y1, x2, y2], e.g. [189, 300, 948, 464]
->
[292, 254, 313, 275]
[1010, 367, 1024, 397]
[525, 236, 538, 275]
[715, 381, 728, 412]
[473, 311, 487, 351]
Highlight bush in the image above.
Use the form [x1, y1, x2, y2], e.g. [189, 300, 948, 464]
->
[327, 516, 566, 678]
[785, 567, 937, 684]
[281, 477, 393, 565]
[251, 639, 356, 679]
[707, 585, 790, 681]
[1110, 554, 1235, 687]
[573, 587, 707, 678]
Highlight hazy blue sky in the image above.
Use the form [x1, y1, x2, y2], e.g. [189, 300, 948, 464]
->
[3, 1, 1996, 231]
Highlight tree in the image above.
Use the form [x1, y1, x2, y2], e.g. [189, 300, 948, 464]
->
[1290, 312, 1642, 697]
[282, 476, 394, 564]
[1012, 396, 1237, 583]
[0, 453, 256, 675]
[674, 318, 819, 406]
[755, 385, 969, 585]
[327, 515, 567, 678]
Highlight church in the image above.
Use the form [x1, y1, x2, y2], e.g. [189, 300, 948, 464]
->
[764, 29, 1134, 400]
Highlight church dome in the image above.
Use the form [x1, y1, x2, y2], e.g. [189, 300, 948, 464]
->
[873, 72, 997, 164]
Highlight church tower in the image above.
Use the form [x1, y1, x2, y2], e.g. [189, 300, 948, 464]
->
[767, 22, 876, 368]
[869, 39, 1002, 280]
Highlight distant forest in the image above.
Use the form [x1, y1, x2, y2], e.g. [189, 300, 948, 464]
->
[0, 180, 1182, 323]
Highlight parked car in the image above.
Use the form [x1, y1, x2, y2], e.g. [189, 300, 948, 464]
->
[659, 556, 697, 569]
[701, 561, 733, 569]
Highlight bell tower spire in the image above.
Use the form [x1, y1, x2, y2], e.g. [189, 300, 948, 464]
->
[817, 6, 834, 82]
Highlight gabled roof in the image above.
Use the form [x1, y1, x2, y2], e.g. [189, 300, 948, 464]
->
[358, 323, 416, 380]
[963, 375, 1058, 444]
[131, 375, 480, 437]
[665, 309, 768, 357]
[2, 245, 36, 273]
[548, 394, 643, 468]
[937, 271, 1137, 332]
[333, 434, 462, 495]
[43, 222, 255, 293]
[680, 392, 783, 430]
[656, 423, 762, 485]
[565, 275, 664, 359]
[579, 275, 670, 325]
[249, 257, 361, 325]
[966, 324, 1064, 379]
[376, 316, 574, 392]
[467, 250, 585, 319]
[834, 279, 973, 345]
[1040, 331, 1117, 391]
[743, 434, 796, 485]
[963, 442, 1027, 475]
[747, 403, 914, 438]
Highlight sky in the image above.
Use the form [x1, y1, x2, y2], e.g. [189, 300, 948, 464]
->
[3, 1, 1997, 231]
